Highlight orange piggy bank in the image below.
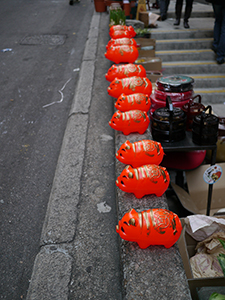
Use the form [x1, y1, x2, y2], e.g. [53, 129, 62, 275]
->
[106, 38, 137, 50]
[108, 76, 152, 98]
[115, 93, 151, 112]
[105, 45, 139, 64]
[109, 25, 136, 38]
[116, 208, 182, 249]
[109, 110, 150, 135]
[105, 64, 146, 82]
[116, 164, 170, 198]
[116, 139, 164, 167]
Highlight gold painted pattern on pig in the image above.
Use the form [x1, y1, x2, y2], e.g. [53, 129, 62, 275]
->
[127, 95, 135, 105]
[150, 209, 172, 234]
[119, 45, 133, 56]
[143, 211, 150, 231]
[129, 77, 144, 91]
[121, 78, 130, 89]
[138, 212, 142, 229]
[143, 77, 149, 87]
[134, 168, 139, 180]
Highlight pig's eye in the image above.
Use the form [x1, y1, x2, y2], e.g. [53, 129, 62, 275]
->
[125, 145, 130, 150]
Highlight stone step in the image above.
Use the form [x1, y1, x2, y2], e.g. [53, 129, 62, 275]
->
[167, 10, 214, 19]
[156, 37, 213, 51]
[162, 60, 225, 74]
[156, 49, 215, 62]
[194, 88, 225, 104]
[151, 28, 213, 40]
[191, 74, 225, 89]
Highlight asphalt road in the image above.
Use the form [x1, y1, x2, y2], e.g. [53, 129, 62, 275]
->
[0, 0, 94, 298]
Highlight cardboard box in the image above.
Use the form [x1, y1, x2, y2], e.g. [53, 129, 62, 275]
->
[135, 56, 162, 71]
[139, 11, 149, 27]
[135, 37, 155, 48]
[135, 37, 156, 57]
[171, 163, 225, 216]
[146, 71, 162, 83]
[139, 11, 160, 28]
[178, 223, 225, 300]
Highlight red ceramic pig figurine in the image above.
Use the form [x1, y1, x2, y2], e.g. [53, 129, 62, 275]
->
[109, 110, 150, 135]
[116, 164, 170, 198]
[116, 208, 182, 249]
[109, 25, 136, 38]
[116, 139, 164, 167]
[106, 38, 137, 50]
[105, 45, 139, 64]
[115, 93, 151, 112]
[105, 64, 146, 82]
[108, 76, 152, 98]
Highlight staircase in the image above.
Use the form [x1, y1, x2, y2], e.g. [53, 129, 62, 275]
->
[150, 0, 225, 104]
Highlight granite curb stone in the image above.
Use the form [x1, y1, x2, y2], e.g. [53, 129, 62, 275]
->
[27, 12, 100, 299]
[115, 128, 192, 299]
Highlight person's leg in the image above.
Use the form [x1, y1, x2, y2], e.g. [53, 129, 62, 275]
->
[159, 0, 168, 20]
[213, 4, 225, 63]
[165, 0, 170, 11]
[184, 0, 193, 28]
[174, 0, 183, 26]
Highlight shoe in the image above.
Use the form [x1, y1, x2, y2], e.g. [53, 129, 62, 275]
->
[161, 14, 167, 21]
[69, 0, 73, 4]
[174, 19, 180, 26]
[184, 20, 189, 28]
[217, 58, 225, 65]
[212, 45, 217, 54]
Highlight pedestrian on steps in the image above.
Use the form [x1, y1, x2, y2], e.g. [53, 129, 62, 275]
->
[159, 0, 170, 21]
[206, 0, 225, 64]
[173, 0, 193, 28]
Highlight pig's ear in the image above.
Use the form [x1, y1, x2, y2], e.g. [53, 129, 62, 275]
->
[127, 208, 136, 214]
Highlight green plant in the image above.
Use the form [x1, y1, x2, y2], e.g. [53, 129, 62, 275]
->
[209, 293, 225, 300]
[109, 8, 126, 26]
[217, 239, 225, 276]
[134, 28, 151, 37]
[209, 239, 225, 300]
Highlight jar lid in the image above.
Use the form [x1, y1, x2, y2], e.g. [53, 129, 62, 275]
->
[182, 101, 205, 114]
[182, 95, 205, 114]
[156, 75, 194, 92]
[194, 113, 219, 125]
[153, 106, 185, 120]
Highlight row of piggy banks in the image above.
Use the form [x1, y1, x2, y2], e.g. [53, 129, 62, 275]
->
[105, 26, 181, 250]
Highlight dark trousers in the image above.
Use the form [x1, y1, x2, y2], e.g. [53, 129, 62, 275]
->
[175, 0, 193, 21]
[212, 3, 225, 60]
[160, 0, 170, 17]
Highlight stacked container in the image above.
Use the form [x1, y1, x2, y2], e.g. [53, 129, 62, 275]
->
[150, 75, 195, 114]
